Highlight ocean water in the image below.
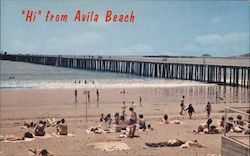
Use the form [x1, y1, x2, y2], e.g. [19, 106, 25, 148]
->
[0, 60, 215, 89]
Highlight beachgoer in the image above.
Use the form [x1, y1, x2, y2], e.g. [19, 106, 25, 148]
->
[138, 114, 146, 130]
[74, 89, 78, 103]
[99, 113, 104, 122]
[139, 96, 142, 107]
[128, 107, 137, 138]
[104, 114, 112, 125]
[34, 120, 46, 136]
[56, 119, 68, 135]
[119, 115, 127, 130]
[79, 80, 81, 84]
[225, 117, 234, 132]
[161, 114, 169, 124]
[129, 107, 137, 123]
[219, 116, 225, 127]
[185, 104, 195, 119]
[92, 81, 94, 84]
[194, 118, 213, 133]
[114, 113, 120, 125]
[85, 80, 87, 84]
[235, 115, 244, 126]
[87, 91, 90, 104]
[122, 101, 126, 117]
[131, 101, 135, 108]
[204, 102, 212, 118]
[96, 89, 99, 101]
[29, 148, 54, 156]
[180, 96, 185, 115]
[145, 139, 204, 148]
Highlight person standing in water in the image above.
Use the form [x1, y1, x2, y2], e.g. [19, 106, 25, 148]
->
[180, 96, 185, 115]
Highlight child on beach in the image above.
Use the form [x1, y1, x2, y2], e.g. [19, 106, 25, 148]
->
[185, 104, 195, 119]
[218, 116, 225, 127]
[161, 114, 169, 124]
[205, 102, 212, 118]
[180, 96, 185, 115]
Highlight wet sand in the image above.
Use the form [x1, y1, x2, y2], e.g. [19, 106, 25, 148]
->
[0, 85, 249, 156]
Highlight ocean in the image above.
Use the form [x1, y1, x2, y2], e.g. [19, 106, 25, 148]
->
[0, 60, 214, 89]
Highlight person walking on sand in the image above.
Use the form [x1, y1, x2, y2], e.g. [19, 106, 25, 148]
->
[74, 89, 78, 103]
[180, 96, 185, 115]
[139, 96, 142, 107]
[96, 89, 99, 101]
[185, 104, 195, 119]
[87, 91, 90, 104]
[205, 102, 212, 118]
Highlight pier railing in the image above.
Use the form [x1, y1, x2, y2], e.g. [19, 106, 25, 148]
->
[1, 54, 250, 88]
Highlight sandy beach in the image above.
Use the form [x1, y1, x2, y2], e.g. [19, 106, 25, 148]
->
[0, 85, 249, 156]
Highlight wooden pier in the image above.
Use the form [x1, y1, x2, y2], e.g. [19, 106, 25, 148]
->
[1, 54, 250, 88]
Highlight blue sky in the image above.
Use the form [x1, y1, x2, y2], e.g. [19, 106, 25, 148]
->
[1, 0, 249, 56]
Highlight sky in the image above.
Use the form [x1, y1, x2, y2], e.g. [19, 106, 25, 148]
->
[1, 0, 249, 56]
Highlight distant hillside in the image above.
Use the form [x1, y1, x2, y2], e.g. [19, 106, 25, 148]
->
[230, 53, 250, 58]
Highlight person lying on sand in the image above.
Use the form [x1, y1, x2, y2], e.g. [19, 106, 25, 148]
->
[29, 148, 54, 156]
[34, 121, 46, 136]
[0, 135, 24, 142]
[56, 118, 68, 135]
[145, 139, 205, 148]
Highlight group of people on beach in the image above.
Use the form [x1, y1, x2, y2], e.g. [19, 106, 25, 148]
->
[95, 103, 151, 138]
[179, 95, 212, 119]
[74, 89, 100, 105]
[74, 80, 94, 84]
[0, 118, 68, 143]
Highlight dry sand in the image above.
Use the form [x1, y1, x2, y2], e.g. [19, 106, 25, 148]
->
[0, 85, 249, 156]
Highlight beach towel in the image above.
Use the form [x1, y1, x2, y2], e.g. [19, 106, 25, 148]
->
[34, 133, 53, 139]
[52, 132, 75, 137]
[88, 141, 130, 151]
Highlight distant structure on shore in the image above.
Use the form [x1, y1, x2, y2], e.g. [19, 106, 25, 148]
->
[1, 53, 249, 88]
